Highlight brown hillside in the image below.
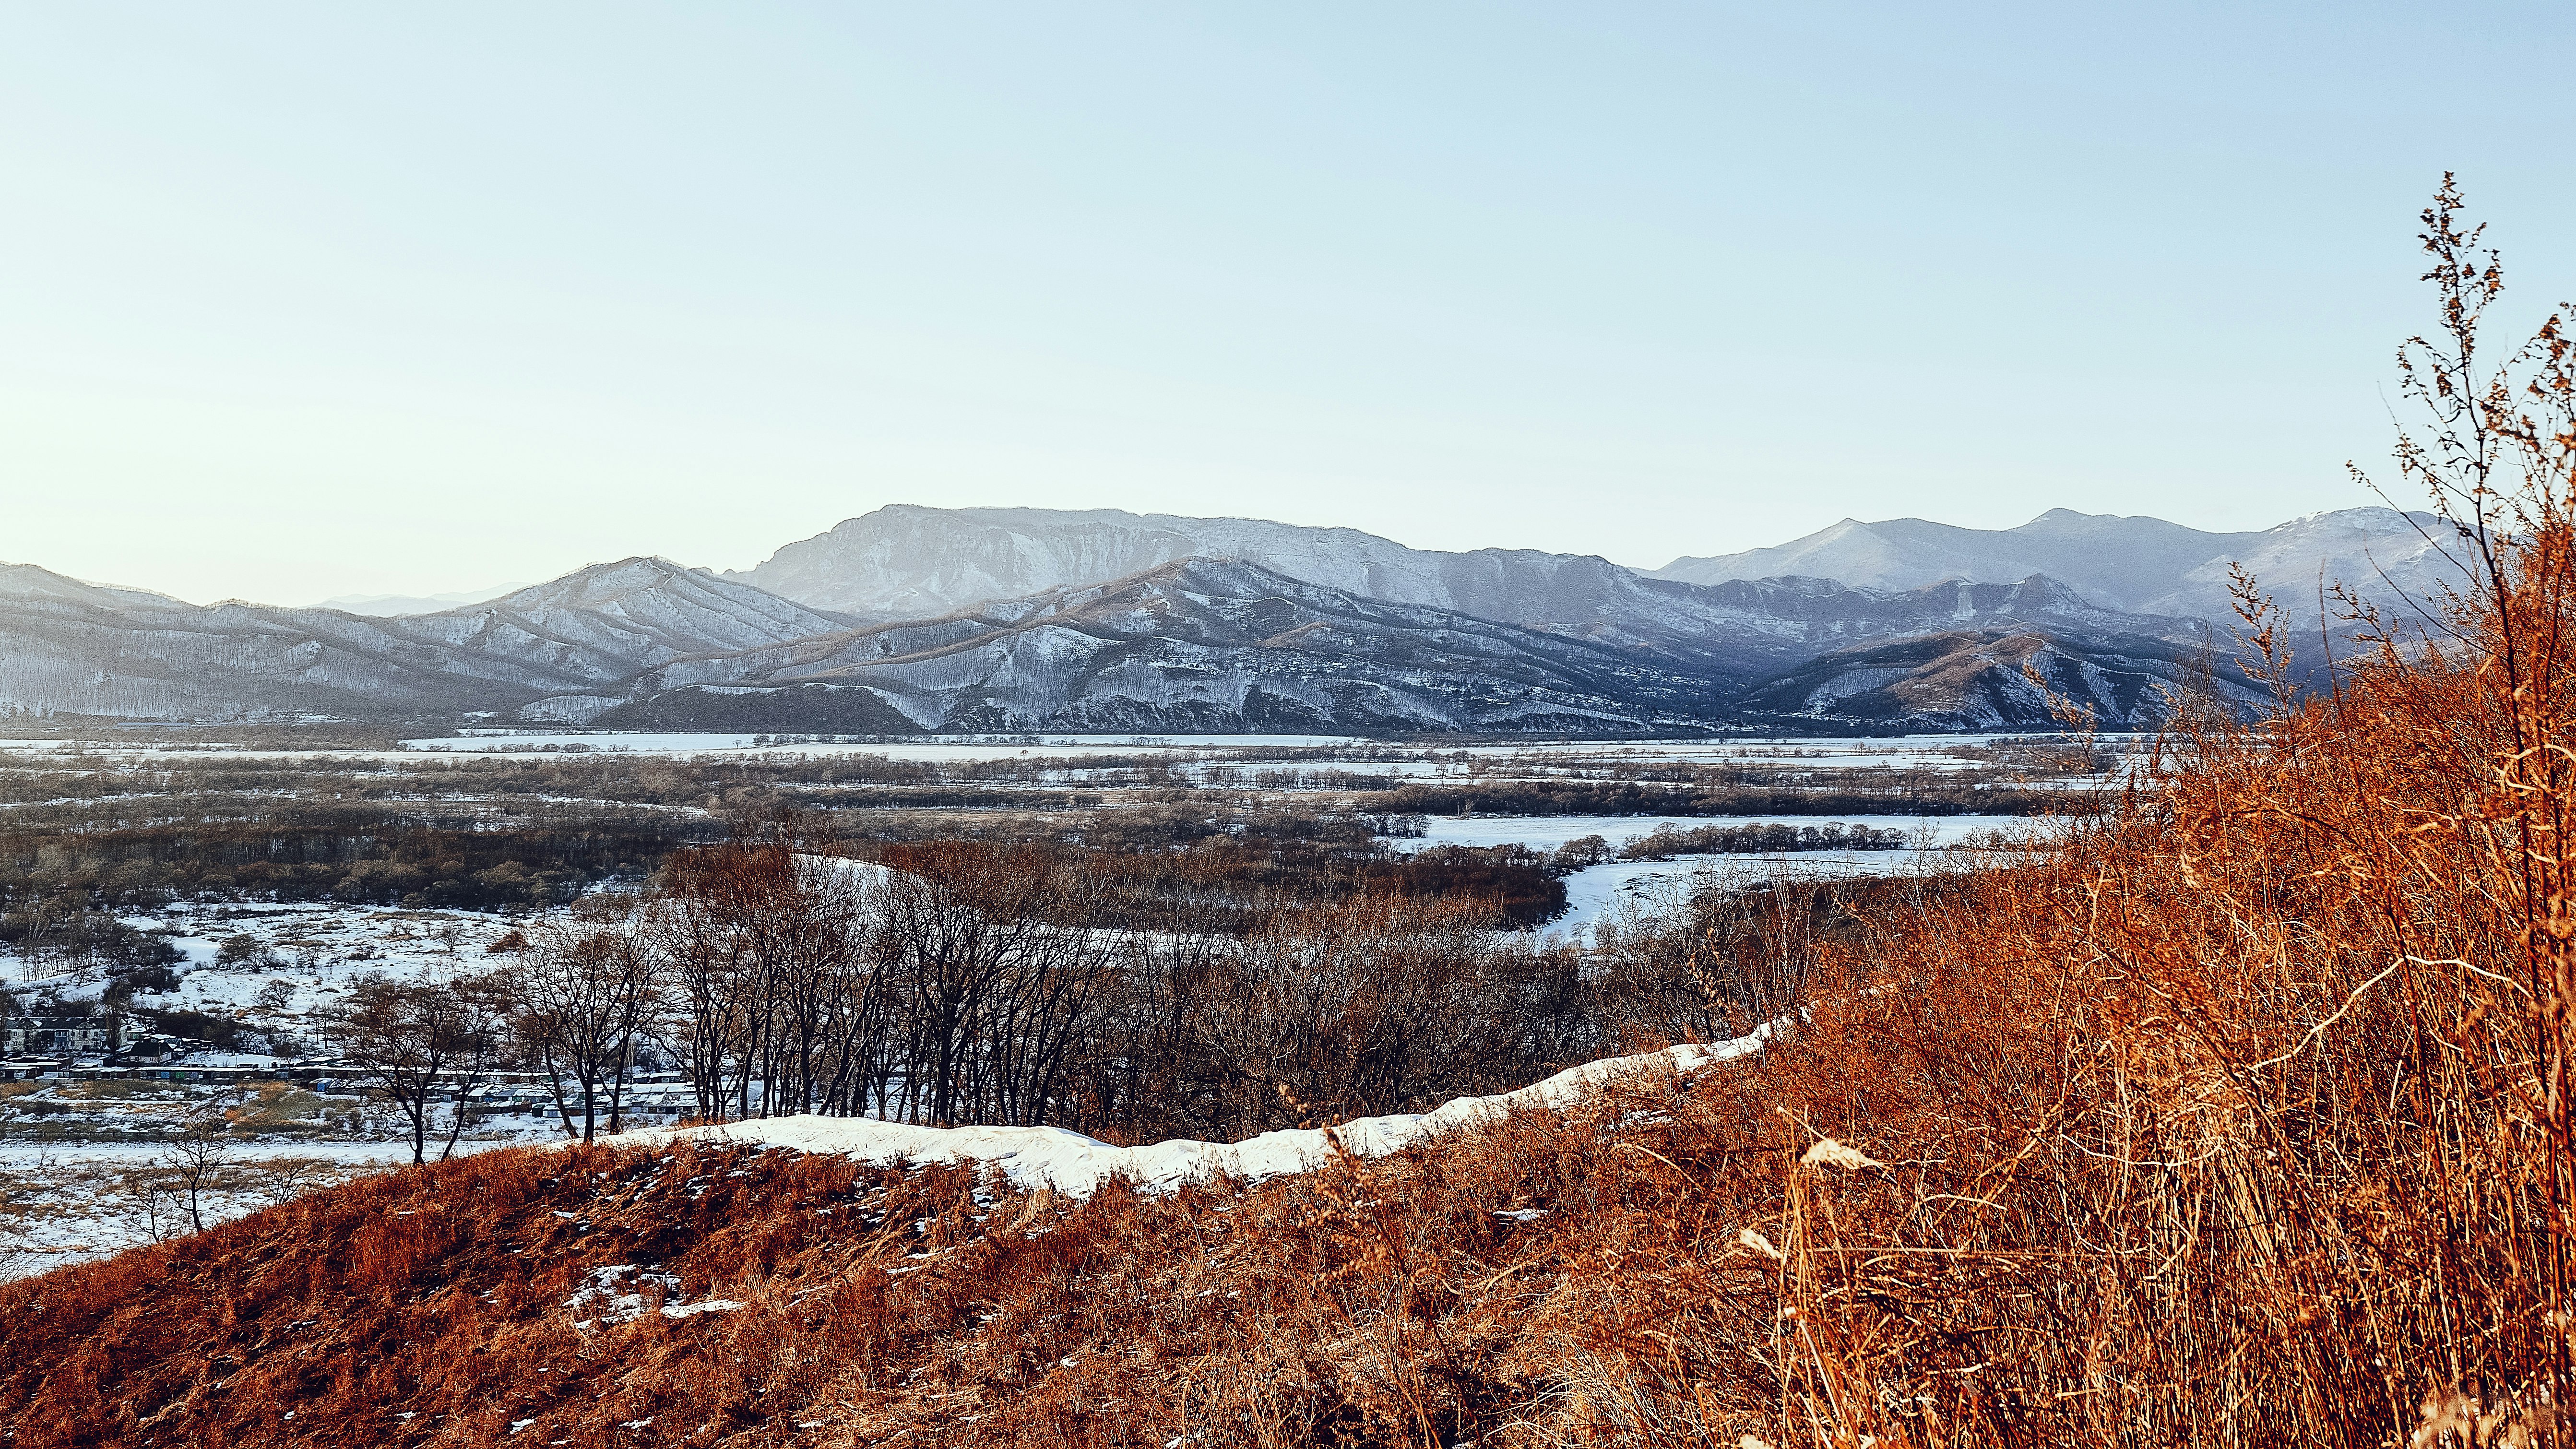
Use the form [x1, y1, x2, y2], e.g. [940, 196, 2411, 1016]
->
[0, 1062, 1824, 1448]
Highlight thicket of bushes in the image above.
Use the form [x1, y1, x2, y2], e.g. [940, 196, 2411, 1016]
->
[1356, 776, 2084, 819]
[1616, 818, 1908, 859]
[475, 835, 1868, 1147]
[0, 811, 701, 916]
[0, 737, 2003, 935]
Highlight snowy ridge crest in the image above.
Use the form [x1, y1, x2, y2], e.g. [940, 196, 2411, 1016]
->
[606, 1036, 1769, 1199]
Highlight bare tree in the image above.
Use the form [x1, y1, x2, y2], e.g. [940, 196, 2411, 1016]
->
[514, 916, 658, 1141]
[649, 842, 885, 1122]
[645, 853, 763, 1122]
[869, 844, 1125, 1128]
[325, 974, 510, 1164]
[163, 1109, 233, 1235]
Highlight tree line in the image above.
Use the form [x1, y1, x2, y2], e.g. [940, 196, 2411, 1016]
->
[328, 837, 1900, 1157]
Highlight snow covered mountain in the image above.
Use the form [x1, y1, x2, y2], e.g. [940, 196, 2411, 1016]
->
[7, 498, 2320, 732]
[1654, 507, 2469, 623]
[732, 501, 2438, 648]
[399, 558, 857, 673]
[726, 505, 2178, 665]
[1, 539, 2225, 732]
[731, 506, 1464, 619]
[599, 558, 1738, 734]
[0, 558, 852, 723]
[580, 560, 2215, 734]
[726, 503, 1765, 639]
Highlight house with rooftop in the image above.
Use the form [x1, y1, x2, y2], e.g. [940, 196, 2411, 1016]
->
[0, 1014, 120, 1057]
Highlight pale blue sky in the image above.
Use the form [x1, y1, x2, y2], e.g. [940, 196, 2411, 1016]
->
[3, 3, 2571, 604]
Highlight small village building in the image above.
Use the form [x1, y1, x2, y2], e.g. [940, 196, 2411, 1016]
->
[116, 1034, 178, 1064]
[0, 1015, 121, 1057]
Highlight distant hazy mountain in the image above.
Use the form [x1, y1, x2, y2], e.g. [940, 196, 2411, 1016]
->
[0, 562, 190, 612]
[2, 561, 545, 722]
[729, 503, 1777, 634]
[0, 557, 850, 723]
[316, 582, 529, 617]
[734, 506, 1443, 619]
[1655, 507, 2468, 623]
[402, 558, 856, 671]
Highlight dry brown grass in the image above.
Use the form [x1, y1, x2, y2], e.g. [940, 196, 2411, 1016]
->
[0, 1068, 1887, 1448]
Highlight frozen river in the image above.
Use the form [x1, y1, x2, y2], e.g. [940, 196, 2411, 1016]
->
[1543, 853, 1919, 945]
[1488, 813, 2061, 945]
[1396, 813, 2019, 853]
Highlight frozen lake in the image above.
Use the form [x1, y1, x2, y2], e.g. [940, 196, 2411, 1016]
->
[380, 731, 2119, 765]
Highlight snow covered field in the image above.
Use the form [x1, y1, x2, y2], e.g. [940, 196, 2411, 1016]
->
[1, 732, 2139, 798]
[3, 1031, 1779, 1282]
[1386, 811, 2051, 945]
[1, 899, 567, 1283]
[0, 725, 2101, 1282]
[0, 1132, 531, 1282]
[375, 730, 2113, 772]
[1407, 734, 2137, 770]
[10, 897, 530, 1019]
[1546, 852, 1945, 944]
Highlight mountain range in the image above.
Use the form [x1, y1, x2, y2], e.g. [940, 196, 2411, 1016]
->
[3, 501, 2437, 735]
[1654, 506, 2467, 620]
[0, 558, 849, 725]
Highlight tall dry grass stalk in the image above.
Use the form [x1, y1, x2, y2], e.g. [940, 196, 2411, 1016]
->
[1537, 175, 2576, 1447]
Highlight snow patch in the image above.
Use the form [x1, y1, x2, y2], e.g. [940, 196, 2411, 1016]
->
[608, 1036, 1768, 1200]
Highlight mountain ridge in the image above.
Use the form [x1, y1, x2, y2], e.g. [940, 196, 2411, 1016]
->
[0, 498, 2390, 732]
[0, 557, 855, 724]
[588, 558, 2237, 734]
[1653, 505, 2464, 621]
